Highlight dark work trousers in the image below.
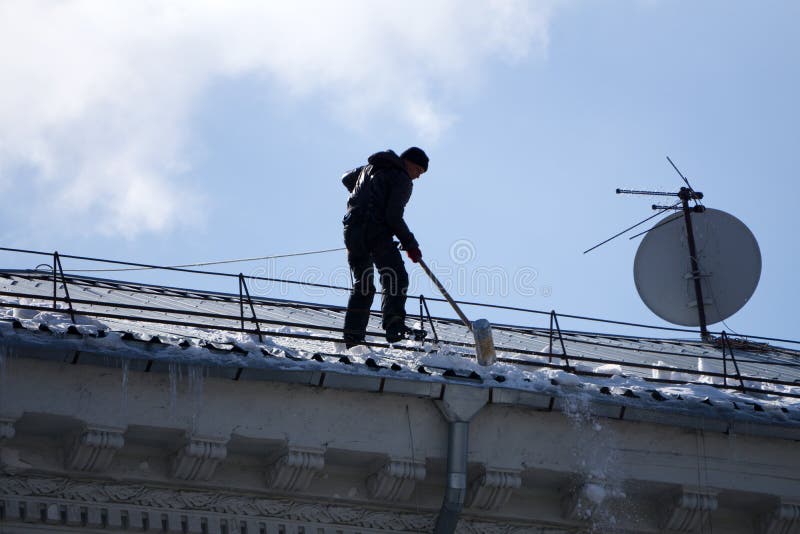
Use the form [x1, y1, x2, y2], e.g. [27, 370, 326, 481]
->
[343, 224, 409, 342]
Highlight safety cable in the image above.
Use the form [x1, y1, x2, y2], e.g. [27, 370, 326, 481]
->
[2, 245, 348, 291]
[65, 247, 347, 272]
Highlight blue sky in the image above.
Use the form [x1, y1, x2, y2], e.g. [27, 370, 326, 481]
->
[1, 1, 797, 342]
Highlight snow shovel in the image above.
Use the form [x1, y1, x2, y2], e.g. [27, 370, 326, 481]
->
[418, 258, 497, 366]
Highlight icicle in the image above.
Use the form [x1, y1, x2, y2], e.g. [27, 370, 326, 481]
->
[121, 359, 129, 414]
[188, 365, 205, 434]
[0, 346, 7, 385]
[0, 346, 7, 408]
[168, 362, 179, 414]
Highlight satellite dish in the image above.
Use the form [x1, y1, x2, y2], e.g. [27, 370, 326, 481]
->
[634, 208, 761, 326]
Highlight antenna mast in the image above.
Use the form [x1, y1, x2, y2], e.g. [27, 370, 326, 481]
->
[586, 157, 761, 342]
[612, 159, 710, 340]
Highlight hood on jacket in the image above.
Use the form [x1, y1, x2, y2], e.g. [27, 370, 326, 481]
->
[367, 150, 406, 172]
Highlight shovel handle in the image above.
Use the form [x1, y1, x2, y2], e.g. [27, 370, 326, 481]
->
[418, 259, 472, 331]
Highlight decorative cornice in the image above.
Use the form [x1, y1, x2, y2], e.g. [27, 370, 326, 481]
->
[466, 467, 522, 511]
[760, 499, 800, 534]
[171, 436, 228, 481]
[0, 474, 432, 531]
[366, 458, 426, 502]
[457, 523, 574, 534]
[65, 426, 125, 472]
[661, 487, 718, 532]
[0, 474, 575, 533]
[265, 446, 325, 492]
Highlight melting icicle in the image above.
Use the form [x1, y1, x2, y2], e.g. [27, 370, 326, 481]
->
[168, 362, 179, 414]
[0, 346, 7, 408]
[188, 365, 205, 434]
[121, 359, 129, 414]
[0, 346, 7, 384]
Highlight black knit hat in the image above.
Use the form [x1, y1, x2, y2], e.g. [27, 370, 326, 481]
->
[400, 147, 429, 171]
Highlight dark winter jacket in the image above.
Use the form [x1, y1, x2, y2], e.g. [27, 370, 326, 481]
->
[342, 150, 418, 250]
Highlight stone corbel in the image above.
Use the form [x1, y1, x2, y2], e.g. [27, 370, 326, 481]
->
[0, 418, 27, 474]
[65, 426, 125, 472]
[265, 446, 325, 492]
[661, 486, 718, 532]
[171, 436, 228, 481]
[466, 466, 522, 511]
[366, 458, 426, 502]
[760, 499, 800, 534]
[0, 419, 15, 443]
[562, 479, 613, 521]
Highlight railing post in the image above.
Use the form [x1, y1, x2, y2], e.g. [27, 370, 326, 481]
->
[721, 332, 729, 386]
[547, 311, 571, 369]
[548, 311, 554, 364]
[52, 252, 57, 311]
[419, 295, 439, 345]
[238, 274, 245, 333]
[52, 251, 76, 324]
[419, 295, 424, 333]
[721, 331, 747, 393]
[238, 274, 264, 342]
[550, 311, 571, 370]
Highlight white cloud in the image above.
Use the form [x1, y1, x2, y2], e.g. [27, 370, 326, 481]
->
[0, 0, 558, 238]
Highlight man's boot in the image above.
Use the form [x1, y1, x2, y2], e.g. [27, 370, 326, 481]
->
[344, 335, 365, 349]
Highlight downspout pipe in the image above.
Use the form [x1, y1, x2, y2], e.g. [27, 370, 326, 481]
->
[435, 421, 469, 533]
[434, 385, 489, 534]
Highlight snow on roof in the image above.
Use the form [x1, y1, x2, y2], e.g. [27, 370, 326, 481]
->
[1, 269, 799, 431]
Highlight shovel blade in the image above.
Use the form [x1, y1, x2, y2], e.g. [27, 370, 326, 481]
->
[472, 318, 496, 366]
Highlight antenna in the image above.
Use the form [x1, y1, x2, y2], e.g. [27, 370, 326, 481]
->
[585, 158, 761, 341]
[582, 204, 678, 254]
[585, 156, 704, 254]
[666, 155, 696, 192]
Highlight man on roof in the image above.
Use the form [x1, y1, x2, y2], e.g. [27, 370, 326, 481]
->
[341, 147, 429, 348]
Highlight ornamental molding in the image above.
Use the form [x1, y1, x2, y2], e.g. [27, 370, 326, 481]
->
[366, 458, 426, 502]
[0, 474, 432, 531]
[171, 436, 228, 481]
[65, 426, 125, 472]
[0, 474, 561, 533]
[760, 499, 800, 534]
[661, 486, 718, 532]
[466, 467, 522, 511]
[457, 524, 575, 534]
[265, 446, 325, 492]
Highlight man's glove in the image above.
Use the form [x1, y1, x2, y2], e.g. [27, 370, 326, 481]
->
[406, 247, 422, 263]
